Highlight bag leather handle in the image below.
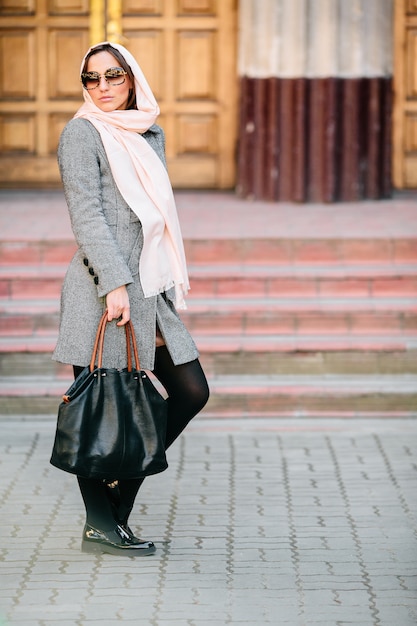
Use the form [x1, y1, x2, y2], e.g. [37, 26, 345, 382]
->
[89, 311, 142, 372]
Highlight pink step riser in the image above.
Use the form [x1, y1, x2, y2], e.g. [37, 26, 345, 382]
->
[1, 237, 417, 265]
[1, 310, 416, 337]
[1, 385, 416, 415]
[1, 274, 417, 300]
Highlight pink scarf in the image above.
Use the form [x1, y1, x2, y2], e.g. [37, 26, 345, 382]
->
[74, 42, 189, 310]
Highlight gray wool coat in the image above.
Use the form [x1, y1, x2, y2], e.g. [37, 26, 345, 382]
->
[52, 118, 199, 371]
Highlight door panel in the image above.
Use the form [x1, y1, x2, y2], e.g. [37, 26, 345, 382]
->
[177, 30, 216, 99]
[0, 0, 237, 188]
[0, 0, 89, 186]
[123, 0, 237, 188]
[0, 30, 36, 99]
[393, 0, 417, 188]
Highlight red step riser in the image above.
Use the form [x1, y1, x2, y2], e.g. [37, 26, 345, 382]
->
[182, 312, 417, 335]
[204, 394, 417, 414]
[2, 275, 417, 300]
[4, 388, 415, 413]
[0, 315, 60, 336]
[1, 310, 416, 337]
[190, 277, 417, 298]
[0, 279, 63, 300]
[2, 392, 416, 416]
[0, 242, 76, 265]
[1, 238, 417, 266]
[186, 239, 417, 264]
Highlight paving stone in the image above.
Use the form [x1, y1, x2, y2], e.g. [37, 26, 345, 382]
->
[1, 418, 417, 625]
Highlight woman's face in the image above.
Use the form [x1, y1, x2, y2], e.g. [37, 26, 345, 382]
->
[85, 51, 132, 112]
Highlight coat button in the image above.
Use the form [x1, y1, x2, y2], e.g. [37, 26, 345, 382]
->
[83, 258, 89, 266]
[94, 276, 99, 285]
[89, 267, 95, 276]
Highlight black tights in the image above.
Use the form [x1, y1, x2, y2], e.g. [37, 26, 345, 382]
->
[75, 347, 209, 530]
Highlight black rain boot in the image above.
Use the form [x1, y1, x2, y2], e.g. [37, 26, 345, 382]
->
[77, 477, 155, 557]
[82, 523, 155, 556]
[104, 481, 138, 537]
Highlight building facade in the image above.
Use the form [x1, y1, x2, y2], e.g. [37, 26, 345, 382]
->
[0, 0, 414, 201]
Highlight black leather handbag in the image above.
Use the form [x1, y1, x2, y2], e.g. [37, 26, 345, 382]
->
[50, 311, 168, 480]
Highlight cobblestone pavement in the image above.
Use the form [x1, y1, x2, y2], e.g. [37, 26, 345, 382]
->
[0, 418, 416, 626]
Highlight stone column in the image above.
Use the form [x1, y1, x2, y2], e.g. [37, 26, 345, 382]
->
[237, 0, 393, 202]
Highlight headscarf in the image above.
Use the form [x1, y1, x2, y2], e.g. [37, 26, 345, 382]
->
[73, 42, 189, 309]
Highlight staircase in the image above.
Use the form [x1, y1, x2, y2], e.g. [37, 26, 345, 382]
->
[1, 192, 417, 419]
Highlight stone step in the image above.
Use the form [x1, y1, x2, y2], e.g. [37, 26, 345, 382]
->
[1, 236, 417, 266]
[0, 374, 416, 418]
[183, 298, 417, 336]
[2, 263, 417, 300]
[205, 374, 417, 417]
[0, 337, 417, 379]
[2, 192, 416, 419]
[1, 331, 416, 352]
[1, 341, 416, 377]
[1, 297, 416, 337]
[0, 241, 76, 265]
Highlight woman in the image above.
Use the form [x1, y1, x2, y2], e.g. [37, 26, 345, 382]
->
[53, 42, 209, 557]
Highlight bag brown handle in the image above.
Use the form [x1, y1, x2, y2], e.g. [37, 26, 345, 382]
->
[89, 311, 141, 372]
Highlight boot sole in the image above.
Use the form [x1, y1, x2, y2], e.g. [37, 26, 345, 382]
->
[81, 540, 156, 557]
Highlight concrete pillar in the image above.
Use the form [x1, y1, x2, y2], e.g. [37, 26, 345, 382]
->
[237, 0, 393, 201]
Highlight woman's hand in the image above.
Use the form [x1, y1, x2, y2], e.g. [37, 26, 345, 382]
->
[106, 285, 130, 326]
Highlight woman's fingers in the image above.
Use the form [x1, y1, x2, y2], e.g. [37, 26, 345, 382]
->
[116, 307, 130, 326]
[106, 285, 130, 324]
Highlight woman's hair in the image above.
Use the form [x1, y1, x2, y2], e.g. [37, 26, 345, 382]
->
[81, 43, 137, 110]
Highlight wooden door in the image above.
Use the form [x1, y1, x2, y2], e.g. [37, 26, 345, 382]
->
[0, 0, 90, 187]
[393, 0, 417, 188]
[122, 0, 237, 188]
[0, 0, 237, 189]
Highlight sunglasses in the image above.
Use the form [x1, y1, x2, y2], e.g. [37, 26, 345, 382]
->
[81, 67, 127, 90]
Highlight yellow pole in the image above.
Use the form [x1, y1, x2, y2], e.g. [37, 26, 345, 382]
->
[107, 0, 123, 44]
[90, 0, 106, 47]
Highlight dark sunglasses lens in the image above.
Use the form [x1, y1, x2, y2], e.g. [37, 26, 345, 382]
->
[105, 69, 125, 77]
[104, 69, 126, 85]
[81, 69, 126, 89]
[82, 73, 100, 89]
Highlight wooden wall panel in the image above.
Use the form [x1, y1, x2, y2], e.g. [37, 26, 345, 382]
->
[393, 0, 417, 188]
[177, 114, 217, 153]
[48, 30, 89, 99]
[0, 114, 35, 153]
[178, 0, 216, 15]
[0, 1, 35, 13]
[404, 113, 417, 151]
[405, 27, 417, 98]
[176, 31, 216, 100]
[126, 30, 164, 100]
[48, 113, 73, 154]
[0, 31, 36, 99]
[404, 156, 417, 184]
[114, 0, 236, 189]
[168, 156, 216, 187]
[123, 0, 162, 15]
[48, 0, 89, 14]
[0, 0, 89, 186]
[406, 0, 417, 12]
[0, 0, 237, 188]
